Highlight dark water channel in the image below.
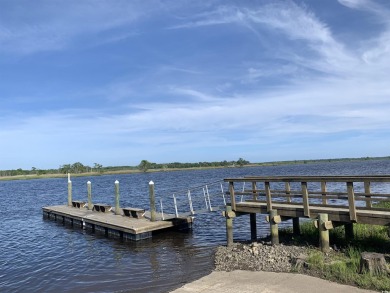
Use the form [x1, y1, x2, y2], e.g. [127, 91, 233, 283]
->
[1, 160, 390, 292]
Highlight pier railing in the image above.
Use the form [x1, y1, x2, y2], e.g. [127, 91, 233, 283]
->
[158, 180, 227, 219]
[224, 176, 390, 222]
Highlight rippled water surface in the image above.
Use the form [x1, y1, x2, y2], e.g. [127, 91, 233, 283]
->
[1, 160, 390, 292]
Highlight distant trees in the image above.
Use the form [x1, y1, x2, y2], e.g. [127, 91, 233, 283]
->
[0, 158, 252, 178]
[138, 160, 151, 172]
[59, 162, 89, 174]
[236, 158, 250, 167]
[93, 163, 104, 173]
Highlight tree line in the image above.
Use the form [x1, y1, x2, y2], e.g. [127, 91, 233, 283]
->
[0, 158, 250, 177]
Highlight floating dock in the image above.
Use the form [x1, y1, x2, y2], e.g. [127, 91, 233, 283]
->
[43, 204, 193, 241]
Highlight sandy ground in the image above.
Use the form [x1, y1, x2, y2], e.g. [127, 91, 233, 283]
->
[169, 270, 376, 293]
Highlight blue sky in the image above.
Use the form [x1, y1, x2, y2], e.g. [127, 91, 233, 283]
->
[1, 0, 390, 170]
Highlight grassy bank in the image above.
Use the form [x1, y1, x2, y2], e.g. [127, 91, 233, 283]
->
[280, 219, 390, 291]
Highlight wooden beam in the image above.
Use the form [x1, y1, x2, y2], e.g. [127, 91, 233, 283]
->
[229, 181, 236, 210]
[252, 181, 258, 200]
[301, 182, 310, 217]
[347, 182, 357, 222]
[285, 182, 291, 203]
[265, 181, 272, 212]
[321, 181, 327, 205]
[364, 181, 372, 209]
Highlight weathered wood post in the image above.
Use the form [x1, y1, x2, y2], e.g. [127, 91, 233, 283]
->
[293, 217, 301, 235]
[269, 209, 279, 245]
[225, 204, 234, 247]
[250, 213, 257, 241]
[149, 181, 156, 222]
[318, 213, 330, 252]
[115, 180, 120, 215]
[67, 173, 72, 206]
[87, 181, 92, 210]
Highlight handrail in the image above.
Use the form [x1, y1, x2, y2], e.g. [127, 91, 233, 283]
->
[225, 175, 390, 222]
[225, 175, 390, 182]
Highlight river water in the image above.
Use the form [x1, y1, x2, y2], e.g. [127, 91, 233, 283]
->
[1, 160, 390, 293]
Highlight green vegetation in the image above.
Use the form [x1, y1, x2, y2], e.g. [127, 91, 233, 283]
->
[1, 155, 390, 180]
[281, 220, 390, 291]
[0, 158, 251, 180]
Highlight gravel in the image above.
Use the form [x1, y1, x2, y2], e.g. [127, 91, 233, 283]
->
[215, 241, 312, 272]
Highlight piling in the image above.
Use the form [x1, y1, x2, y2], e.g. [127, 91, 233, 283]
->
[226, 205, 234, 247]
[87, 181, 92, 210]
[318, 213, 330, 252]
[67, 173, 72, 207]
[250, 213, 257, 241]
[149, 181, 156, 222]
[293, 217, 300, 235]
[345, 223, 354, 240]
[269, 209, 279, 245]
[115, 180, 120, 215]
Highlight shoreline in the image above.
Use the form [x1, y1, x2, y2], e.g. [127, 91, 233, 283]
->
[2, 156, 390, 182]
[170, 241, 378, 293]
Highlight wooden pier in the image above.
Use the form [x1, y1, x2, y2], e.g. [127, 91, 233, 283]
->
[224, 176, 390, 251]
[43, 205, 192, 240]
[43, 178, 193, 241]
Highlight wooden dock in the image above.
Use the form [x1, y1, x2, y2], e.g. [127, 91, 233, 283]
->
[224, 176, 390, 251]
[43, 205, 193, 240]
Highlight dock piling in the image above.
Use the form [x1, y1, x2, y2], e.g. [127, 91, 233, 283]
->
[345, 223, 354, 240]
[318, 213, 330, 252]
[87, 181, 92, 210]
[250, 213, 257, 241]
[269, 209, 279, 245]
[115, 180, 120, 215]
[67, 173, 72, 207]
[293, 217, 300, 235]
[149, 181, 156, 222]
[226, 205, 234, 247]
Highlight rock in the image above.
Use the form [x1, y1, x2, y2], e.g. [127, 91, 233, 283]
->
[292, 253, 308, 270]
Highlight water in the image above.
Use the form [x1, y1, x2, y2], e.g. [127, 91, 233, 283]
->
[1, 160, 390, 293]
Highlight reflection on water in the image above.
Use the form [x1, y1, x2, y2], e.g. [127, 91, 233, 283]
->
[1, 160, 390, 292]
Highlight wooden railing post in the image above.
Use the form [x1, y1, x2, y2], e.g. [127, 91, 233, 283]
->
[321, 181, 327, 205]
[364, 181, 372, 208]
[285, 182, 291, 203]
[229, 181, 236, 210]
[265, 181, 272, 212]
[301, 182, 310, 217]
[252, 181, 257, 200]
[347, 182, 357, 222]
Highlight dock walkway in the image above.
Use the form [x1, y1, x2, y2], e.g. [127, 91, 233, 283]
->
[43, 205, 192, 241]
[224, 176, 390, 250]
